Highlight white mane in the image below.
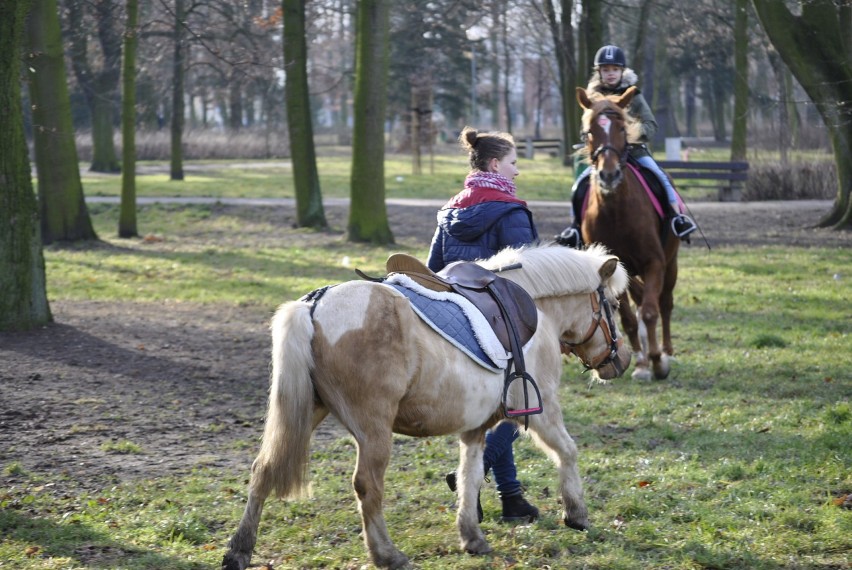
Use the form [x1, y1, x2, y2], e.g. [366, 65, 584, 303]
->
[478, 243, 628, 299]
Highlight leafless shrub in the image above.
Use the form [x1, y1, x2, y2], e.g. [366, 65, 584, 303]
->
[744, 161, 837, 200]
[74, 129, 291, 161]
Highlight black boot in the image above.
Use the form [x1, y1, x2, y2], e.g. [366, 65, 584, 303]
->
[555, 224, 583, 248]
[670, 213, 697, 241]
[445, 472, 483, 523]
[499, 491, 539, 523]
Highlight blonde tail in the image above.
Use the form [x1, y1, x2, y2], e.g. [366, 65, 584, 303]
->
[250, 300, 316, 499]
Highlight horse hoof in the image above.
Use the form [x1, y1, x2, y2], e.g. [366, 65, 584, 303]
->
[374, 551, 410, 570]
[221, 551, 249, 570]
[631, 367, 652, 381]
[564, 517, 590, 531]
[463, 536, 493, 555]
[653, 355, 671, 380]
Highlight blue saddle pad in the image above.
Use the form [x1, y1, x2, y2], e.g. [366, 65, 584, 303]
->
[390, 284, 501, 372]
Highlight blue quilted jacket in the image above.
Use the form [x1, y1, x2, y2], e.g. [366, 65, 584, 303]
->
[427, 200, 538, 272]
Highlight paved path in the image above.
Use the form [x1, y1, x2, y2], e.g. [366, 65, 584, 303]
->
[85, 195, 833, 213]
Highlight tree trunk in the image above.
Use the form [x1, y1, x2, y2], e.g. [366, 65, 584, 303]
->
[348, 0, 393, 244]
[543, 0, 576, 166]
[501, 8, 512, 134]
[170, 0, 185, 181]
[579, 0, 602, 76]
[630, 0, 654, 79]
[119, 0, 138, 238]
[1, 0, 52, 330]
[752, 0, 852, 229]
[730, 0, 749, 162]
[26, 0, 97, 244]
[67, 0, 122, 173]
[685, 75, 696, 137]
[283, 0, 327, 228]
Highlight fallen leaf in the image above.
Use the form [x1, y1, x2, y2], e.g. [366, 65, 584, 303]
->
[25, 546, 40, 557]
[637, 480, 651, 488]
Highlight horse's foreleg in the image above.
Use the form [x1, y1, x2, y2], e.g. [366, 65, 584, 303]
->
[456, 429, 491, 555]
[618, 290, 649, 380]
[528, 410, 589, 531]
[353, 433, 409, 570]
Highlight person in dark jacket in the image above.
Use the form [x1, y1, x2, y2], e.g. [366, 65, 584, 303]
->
[428, 126, 539, 523]
[557, 45, 697, 248]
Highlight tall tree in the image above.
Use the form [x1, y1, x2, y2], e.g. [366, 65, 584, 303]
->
[1, 0, 52, 330]
[119, 0, 138, 238]
[283, 0, 327, 228]
[542, 0, 577, 166]
[66, 0, 123, 173]
[26, 0, 97, 244]
[752, 0, 852, 229]
[170, 0, 186, 180]
[730, 0, 749, 162]
[348, 0, 393, 244]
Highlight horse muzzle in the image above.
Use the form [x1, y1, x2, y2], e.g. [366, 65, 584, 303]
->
[595, 342, 632, 379]
[596, 168, 623, 191]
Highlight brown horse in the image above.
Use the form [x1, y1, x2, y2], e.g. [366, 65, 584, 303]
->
[222, 244, 631, 570]
[576, 86, 679, 381]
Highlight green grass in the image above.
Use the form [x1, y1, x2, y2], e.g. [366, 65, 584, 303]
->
[76, 152, 574, 203]
[3, 204, 850, 569]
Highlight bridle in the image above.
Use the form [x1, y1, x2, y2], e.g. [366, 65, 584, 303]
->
[560, 285, 624, 374]
[583, 109, 628, 169]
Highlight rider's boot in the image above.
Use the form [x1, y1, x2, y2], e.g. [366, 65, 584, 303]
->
[669, 201, 697, 240]
[499, 490, 539, 523]
[555, 179, 588, 248]
[555, 224, 583, 248]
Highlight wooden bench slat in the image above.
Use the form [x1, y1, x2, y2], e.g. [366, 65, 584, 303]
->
[667, 172, 749, 181]
[657, 161, 749, 171]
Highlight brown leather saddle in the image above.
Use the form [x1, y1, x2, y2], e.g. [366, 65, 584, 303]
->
[364, 253, 542, 421]
[384, 253, 537, 353]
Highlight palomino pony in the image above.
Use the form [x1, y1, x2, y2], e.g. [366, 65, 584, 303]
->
[577, 85, 680, 381]
[222, 244, 631, 570]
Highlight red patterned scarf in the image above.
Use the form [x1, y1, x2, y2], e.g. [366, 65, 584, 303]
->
[463, 171, 517, 198]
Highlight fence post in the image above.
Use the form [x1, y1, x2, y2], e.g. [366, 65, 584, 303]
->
[525, 137, 534, 160]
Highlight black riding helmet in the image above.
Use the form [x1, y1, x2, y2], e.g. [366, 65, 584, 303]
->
[594, 45, 626, 68]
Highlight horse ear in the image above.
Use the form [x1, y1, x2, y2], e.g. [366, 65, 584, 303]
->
[598, 256, 620, 280]
[616, 86, 637, 109]
[576, 87, 592, 110]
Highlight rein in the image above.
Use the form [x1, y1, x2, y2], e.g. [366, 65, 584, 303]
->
[561, 285, 624, 374]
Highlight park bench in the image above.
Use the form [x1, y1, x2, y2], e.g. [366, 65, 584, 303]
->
[519, 138, 564, 159]
[657, 160, 749, 201]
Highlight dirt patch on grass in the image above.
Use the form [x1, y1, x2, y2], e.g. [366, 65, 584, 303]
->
[0, 200, 847, 492]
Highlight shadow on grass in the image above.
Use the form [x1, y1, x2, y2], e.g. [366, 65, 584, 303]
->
[0, 508, 208, 570]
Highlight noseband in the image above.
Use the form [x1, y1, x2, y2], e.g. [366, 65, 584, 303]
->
[561, 285, 624, 373]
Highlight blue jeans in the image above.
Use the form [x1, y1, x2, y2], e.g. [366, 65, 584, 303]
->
[635, 155, 680, 210]
[483, 421, 522, 496]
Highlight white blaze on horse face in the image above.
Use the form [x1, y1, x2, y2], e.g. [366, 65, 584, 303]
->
[597, 114, 611, 136]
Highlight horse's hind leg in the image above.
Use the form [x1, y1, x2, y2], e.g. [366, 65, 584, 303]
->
[350, 428, 409, 570]
[222, 405, 329, 570]
[528, 409, 589, 530]
[456, 429, 491, 555]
